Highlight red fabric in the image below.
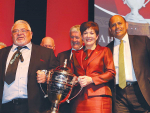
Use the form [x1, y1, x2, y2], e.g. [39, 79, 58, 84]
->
[72, 45, 116, 112]
[46, 1, 88, 56]
[73, 45, 116, 96]
[0, 1, 15, 46]
[71, 96, 112, 113]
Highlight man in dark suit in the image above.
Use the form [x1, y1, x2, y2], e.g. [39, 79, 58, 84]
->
[57, 25, 83, 67]
[107, 15, 150, 113]
[57, 25, 83, 113]
[0, 20, 58, 113]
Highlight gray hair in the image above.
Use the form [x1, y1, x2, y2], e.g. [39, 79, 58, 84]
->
[0, 42, 7, 47]
[11, 20, 31, 32]
[70, 25, 80, 36]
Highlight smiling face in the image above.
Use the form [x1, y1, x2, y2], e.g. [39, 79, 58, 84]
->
[12, 22, 32, 46]
[109, 15, 128, 40]
[82, 27, 98, 50]
[70, 31, 83, 50]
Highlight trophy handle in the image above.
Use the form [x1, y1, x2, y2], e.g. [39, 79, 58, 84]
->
[143, 0, 150, 7]
[39, 70, 51, 98]
[66, 77, 83, 103]
[66, 87, 83, 103]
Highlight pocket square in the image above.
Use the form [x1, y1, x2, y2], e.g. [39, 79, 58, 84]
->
[40, 59, 45, 62]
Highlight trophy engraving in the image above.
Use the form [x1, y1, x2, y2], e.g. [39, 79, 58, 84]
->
[123, 0, 150, 23]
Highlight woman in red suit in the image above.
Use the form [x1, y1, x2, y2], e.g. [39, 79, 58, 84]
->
[71, 21, 116, 113]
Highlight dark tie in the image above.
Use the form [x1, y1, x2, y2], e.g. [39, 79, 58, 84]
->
[5, 46, 25, 85]
[119, 40, 126, 89]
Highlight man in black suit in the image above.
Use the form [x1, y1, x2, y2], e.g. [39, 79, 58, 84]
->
[107, 15, 150, 113]
[57, 25, 83, 67]
[0, 20, 58, 113]
[57, 25, 83, 113]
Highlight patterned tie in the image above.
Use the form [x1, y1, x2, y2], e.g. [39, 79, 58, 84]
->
[119, 40, 126, 89]
[5, 46, 25, 85]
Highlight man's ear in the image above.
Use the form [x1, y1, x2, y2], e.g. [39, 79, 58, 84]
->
[126, 22, 128, 29]
[109, 28, 111, 32]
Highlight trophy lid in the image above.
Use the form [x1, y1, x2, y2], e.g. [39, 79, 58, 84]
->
[54, 59, 73, 76]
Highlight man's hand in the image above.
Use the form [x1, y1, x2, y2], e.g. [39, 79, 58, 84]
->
[36, 70, 47, 83]
[78, 75, 93, 87]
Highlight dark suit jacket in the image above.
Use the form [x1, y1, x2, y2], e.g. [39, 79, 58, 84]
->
[57, 49, 71, 67]
[0, 43, 58, 113]
[107, 35, 150, 107]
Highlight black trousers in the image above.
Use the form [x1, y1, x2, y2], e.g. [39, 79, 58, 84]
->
[115, 82, 150, 113]
[1, 98, 29, 113]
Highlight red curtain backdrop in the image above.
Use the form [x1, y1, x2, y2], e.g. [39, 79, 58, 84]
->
[0, 0, 15, 46]
[46, 0, 88, 56]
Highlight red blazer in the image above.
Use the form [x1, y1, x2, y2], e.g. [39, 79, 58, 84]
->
[72, 45, 116, 97]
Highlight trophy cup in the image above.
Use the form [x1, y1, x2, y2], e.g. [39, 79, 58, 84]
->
[123, 0, 150, 23]
[42, 59, 78, 113]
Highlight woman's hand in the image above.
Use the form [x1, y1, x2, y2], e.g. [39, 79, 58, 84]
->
[78, 76, 93, 87]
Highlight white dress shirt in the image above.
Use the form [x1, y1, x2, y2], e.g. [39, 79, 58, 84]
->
[2, 42, 32, 104]
[113, 33, 137, 84]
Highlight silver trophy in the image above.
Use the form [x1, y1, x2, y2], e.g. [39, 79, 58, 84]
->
[41, 59, 78, 113]
[123, 0, 150, 23]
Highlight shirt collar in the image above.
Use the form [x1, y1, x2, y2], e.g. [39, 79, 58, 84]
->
[71, 45, 83, 51]
[11, 42, 32, 52]
[114, 33, 128, 45]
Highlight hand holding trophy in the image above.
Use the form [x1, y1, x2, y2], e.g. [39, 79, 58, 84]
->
[40, 59, 78, 113]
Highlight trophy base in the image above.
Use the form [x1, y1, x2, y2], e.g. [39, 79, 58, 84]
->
[42, 110, 60, 113]
[127, 21, 150, 38]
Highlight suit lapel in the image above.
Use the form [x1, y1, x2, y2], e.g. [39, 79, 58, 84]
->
[73, 49, 84, 70]
[128, 35, 137, 75]
[107, 41, 114, 54]
[87, 45, 104, 66]
[67, 49, 72, 67]
[2, 46, 12, 81]
[128, 35, 135, 58]
[28, 44, 37, 76]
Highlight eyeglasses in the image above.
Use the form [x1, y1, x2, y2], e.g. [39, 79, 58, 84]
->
[12, 29, 30, 34]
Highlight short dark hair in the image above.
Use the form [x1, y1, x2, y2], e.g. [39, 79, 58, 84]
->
[80, 21, 99, 35]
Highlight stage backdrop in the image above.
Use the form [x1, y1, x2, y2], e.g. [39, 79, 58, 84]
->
[0, 0, 15, 46]
[95, 0, 150, 46]
[0, 0, 89, 56]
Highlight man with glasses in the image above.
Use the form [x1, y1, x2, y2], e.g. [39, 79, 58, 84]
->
[0, 20, 58, 113]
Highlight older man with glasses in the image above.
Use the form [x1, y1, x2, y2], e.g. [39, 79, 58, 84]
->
[0, 20, 58, 113]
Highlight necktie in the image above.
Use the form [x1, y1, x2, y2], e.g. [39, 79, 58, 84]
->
[119, 40, 126, 89]
[5, 46, 25, 85]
